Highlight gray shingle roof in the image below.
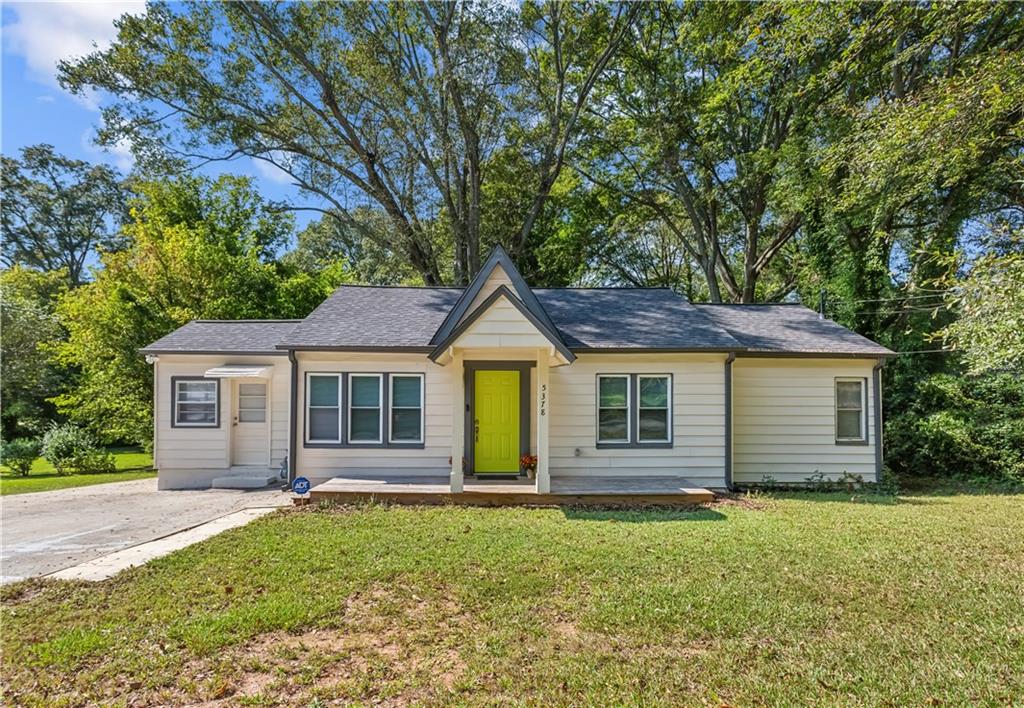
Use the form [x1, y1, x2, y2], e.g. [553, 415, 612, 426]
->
[535, 288, 743, 350]
[141, 320, 300, 354]
[694, 304, 894, 356]
[276, 286, 463, 349]
[273, 285, 743, 351]
[143, 287, 891, 357]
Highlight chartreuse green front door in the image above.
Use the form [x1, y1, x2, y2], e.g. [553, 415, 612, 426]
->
[474, 370, 520, 473]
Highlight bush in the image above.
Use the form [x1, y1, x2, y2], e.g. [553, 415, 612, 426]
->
[1, 438, 41, 476]
[886, 372, 1024, 483]
[78, 448, 116, 474]
[41, 423, 109, 475]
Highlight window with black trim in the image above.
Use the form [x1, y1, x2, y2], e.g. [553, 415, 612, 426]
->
[307, 374, 341, 443]
[597, 374, 673, 446]
[638, 375, 671, 442]
[597, 375, 630, 443]
[835, 378, 867, 442]
[389, 374, 424, 443]
[349, 374, 383, 443]
[174, 379, 219, 427]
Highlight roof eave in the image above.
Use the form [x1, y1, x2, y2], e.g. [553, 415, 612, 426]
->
[430, 246, 559, 345]
[429, 285, 575, 364]
[138, 348, 288, 356]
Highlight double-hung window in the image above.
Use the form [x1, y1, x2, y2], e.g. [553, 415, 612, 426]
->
[389, 374, 424, 444]
[307, 374, 341, 443]
[638, 375, 671, 442]
[306, 372, 424, 446]
[349, 374, 383, 443]
[174, 379, 219, 427]
[835, 378, 867, 443]
[597, 374, 672, 446]
[597, 375, 630, 443]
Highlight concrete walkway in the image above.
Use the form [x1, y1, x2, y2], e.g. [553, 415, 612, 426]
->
[0, 478, 290, 583]
[48, 507, 278, 581]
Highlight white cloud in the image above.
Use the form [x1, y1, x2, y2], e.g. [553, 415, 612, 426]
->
[3, 1, 145, 102]
[251, 154, 295, 186]
[80, 128, 134, 171]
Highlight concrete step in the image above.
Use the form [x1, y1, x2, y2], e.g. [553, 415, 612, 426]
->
[211, 475, 277, 490]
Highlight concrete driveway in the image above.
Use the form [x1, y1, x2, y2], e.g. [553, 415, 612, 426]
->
[0, 479, 290, 583]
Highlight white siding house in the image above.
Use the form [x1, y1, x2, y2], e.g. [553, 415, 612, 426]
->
[143, 247, 892, 495]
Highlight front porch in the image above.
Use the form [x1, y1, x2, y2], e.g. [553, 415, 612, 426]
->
[306, 475, 714, 506]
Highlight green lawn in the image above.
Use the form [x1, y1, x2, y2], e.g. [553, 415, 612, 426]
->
[1, 490, 1022, 705]
[0, 447, 155, 495]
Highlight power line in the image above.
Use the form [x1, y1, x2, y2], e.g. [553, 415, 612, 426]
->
[840, 293, 954, 304]
[893, 349, 956, 355]
[845, 306, 950, 316]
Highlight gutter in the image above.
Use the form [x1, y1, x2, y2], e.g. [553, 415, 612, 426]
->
[873, 358, 886, 481]
[725, 353, 735, 492]
[287, 349, 298, 486]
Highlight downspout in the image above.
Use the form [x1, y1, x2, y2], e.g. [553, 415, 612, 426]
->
[725, 353, 736, 491]
[146, 355, 159, 471]
[873, 358, 886, 482]
[287, 349, 298, 486]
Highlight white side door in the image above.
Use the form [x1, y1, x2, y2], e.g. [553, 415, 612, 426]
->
[231, 381, 268, 466]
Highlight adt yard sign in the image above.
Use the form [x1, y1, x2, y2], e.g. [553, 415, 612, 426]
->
[292, 476, 311, 495]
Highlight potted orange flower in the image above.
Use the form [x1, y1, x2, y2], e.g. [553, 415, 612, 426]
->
[520, 454, 538, 479]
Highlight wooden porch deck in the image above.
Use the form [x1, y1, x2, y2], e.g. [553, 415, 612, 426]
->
[305, 475, 715, 506]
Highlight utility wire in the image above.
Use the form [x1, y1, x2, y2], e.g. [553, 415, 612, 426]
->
[839, 293, 954, 304]
[893, 349, 956, 354]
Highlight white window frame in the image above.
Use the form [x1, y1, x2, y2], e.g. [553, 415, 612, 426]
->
[348, 373, 384, 444]
[835, 377, 867, 443]
[637, 374, 672, 443]
[596, 374, 631, 444]
[388, 373, 425, 444]
[237, 382, 267, 423]
[306, 373, 342, 444]
[173, 378, 219, 428]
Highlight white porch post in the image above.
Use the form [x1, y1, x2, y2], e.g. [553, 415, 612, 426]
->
[536, 349, 551, 493]
[450, 350, 465, 493]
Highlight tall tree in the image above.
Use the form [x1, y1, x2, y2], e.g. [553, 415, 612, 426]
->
[51, 176, 341, 444]
[0, 267, 69, 439]
[578, 2, 847, 302]
[814, 1, 1024, 341]
[1, 144, 127, 286]
[60, 0, 638, 285]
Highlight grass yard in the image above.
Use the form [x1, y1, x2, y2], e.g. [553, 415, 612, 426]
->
[0, 447, 155, 495]
[1, 490, 1022, 705]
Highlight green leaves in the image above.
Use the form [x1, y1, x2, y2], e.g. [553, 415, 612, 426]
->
[51, 176, 340, 444]
[1, 145, 127, 287]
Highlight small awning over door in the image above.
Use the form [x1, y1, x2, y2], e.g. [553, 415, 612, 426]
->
[204, 365, 273, 379]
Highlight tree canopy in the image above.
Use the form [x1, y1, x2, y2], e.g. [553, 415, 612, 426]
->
[1, 144, 128, 286]
[51, 176, 346, 443]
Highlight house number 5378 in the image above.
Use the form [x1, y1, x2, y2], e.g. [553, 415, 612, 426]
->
[540, 384, 547, 416]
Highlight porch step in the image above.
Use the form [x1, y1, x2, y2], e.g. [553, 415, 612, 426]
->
[211, 475, 277, 490]
[306, 475, 715, 507]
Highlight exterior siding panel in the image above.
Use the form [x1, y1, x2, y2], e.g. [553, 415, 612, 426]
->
[548, 353, 728, 488]
[732, 358, 878, 484]
[154, 354, 289, 489]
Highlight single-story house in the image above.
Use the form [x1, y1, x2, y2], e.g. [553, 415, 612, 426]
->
[142, 246, 893, 500]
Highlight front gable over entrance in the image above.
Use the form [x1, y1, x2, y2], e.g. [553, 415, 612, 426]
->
[429, 285, 575, 365]
[431, 246, 561, 346]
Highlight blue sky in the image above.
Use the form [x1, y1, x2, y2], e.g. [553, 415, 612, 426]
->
[1, 1, 315, 231]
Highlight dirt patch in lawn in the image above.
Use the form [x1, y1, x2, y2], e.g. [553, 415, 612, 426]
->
[706, 492, 769, 511]
[176, 585, 474, 705]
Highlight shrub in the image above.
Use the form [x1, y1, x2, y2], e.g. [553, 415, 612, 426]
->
[78, 448, 116, 474]
[886, 372, 1024, 483]
[41, 423, 104, 475]
[1, 438, 41, 476]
